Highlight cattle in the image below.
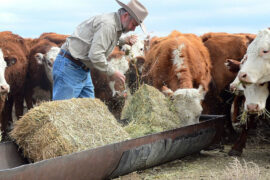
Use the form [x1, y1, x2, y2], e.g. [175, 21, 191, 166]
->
[0, 31, 29, 140]
[238, 28, 270, 84]
[226, 57, 270, 156]
[200, 32, 255, 142]
[91, 38, 145, 119]
[39, 32, 69, 47]
[141, 31, 211, 124]
[24, 38, 60, 109]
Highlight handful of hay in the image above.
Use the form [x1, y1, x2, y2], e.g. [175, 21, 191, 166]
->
[121, 84, 179, 138]
[10, 98, 130, 162]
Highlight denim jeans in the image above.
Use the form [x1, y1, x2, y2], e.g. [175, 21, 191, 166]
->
[52, 50, 95, 100]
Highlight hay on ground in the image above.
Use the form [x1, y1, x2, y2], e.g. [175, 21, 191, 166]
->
[121, 84, 180, 138]
[10, 98, 130, 162]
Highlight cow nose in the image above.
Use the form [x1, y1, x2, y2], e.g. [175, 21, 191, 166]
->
[230, 84, 236, 92]
[238, 72, 251, 83]
[0, 84, 10, 93]
[247, 103, 259, 112]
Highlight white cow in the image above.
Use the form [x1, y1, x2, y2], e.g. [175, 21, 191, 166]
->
[243, 82, 269, 114]
[238, 28, 270, 84]
[0, 49, 10, 93]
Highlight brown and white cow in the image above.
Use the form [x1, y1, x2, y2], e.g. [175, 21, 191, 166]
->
[238, 28, 270, 84]
[92, 38, 145, 119]
[226, 56, 270, 156]
[24, 38, 60, 109]
[0, 31, 29, 140]
[200, 32, 255, 141]
[141, 31, 212, 124]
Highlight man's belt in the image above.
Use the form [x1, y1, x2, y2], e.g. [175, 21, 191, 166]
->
[59, 50, 89, 72]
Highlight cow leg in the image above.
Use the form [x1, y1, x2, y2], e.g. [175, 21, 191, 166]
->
[1, 96, 13, 140]
[24, 88, 34, 109]
[228, 116, 256, 156]
[14, 94, 24, 119]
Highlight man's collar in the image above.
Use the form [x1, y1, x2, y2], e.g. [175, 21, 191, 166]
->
[115, 12, 123, 32]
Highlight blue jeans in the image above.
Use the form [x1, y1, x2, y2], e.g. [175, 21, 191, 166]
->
[52, 50, 95, 100]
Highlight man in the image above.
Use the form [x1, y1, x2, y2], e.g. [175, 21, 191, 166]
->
[53, 0, 148, 100]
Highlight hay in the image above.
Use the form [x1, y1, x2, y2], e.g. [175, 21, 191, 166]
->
[10, 98, 130, 162]
[121, 84, 179, 138]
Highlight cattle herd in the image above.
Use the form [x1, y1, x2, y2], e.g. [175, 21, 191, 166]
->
[0, 28, 270, 157]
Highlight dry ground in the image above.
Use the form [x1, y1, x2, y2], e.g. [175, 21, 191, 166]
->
[116, 141, 270, 180]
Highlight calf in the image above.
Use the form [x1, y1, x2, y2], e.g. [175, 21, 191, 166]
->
[25, 39, 60, 109]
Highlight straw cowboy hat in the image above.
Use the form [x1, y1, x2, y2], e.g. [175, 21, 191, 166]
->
[116, 0, 148, 34]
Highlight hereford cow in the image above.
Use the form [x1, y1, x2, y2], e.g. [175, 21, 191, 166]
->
[92, 38, 145, 119]
[226, 57, 270, 156]
[25, 39, 60, 109]
[200, 32, 255, 141]
[0, 31, 29, 140]
[238, 28, 270, 84]
[39, 32, 69, 47]
[141, 31, 211, 124]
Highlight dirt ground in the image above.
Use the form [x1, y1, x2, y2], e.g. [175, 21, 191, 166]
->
[116, 141, 270, 180]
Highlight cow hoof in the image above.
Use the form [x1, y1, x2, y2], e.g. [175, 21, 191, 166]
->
[228, 149, 242, 156]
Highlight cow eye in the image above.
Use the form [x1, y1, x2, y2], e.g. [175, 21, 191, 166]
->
[259, 83, 265, 86]
[263, 50, 269, 54]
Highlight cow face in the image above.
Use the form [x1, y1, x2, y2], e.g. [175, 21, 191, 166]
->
[35, 46, 60, 83]
[121, 39, 145, 62]
[171, 85, 205, 126]
[243, 82, 269, 114]
[0, 49, 10, 94]
[238, 29, 270, 84]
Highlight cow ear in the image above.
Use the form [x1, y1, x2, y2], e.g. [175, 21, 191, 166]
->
[4, 57, 17, 67]
[34, 53, 44, 64]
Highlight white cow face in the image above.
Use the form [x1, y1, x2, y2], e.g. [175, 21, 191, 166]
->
[121, 39, 145, 62]
[0, 49, 10, 94]
[238, 28, 270, 84]
[243, 82, 269, 114]
[172, 86, 205, 126]
[35, 46, 60, 83]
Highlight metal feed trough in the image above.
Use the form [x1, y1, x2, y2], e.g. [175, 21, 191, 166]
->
[0, 115, 224, 180]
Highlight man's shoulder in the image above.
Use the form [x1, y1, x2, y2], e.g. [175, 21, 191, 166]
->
[98, 12, 118, 26]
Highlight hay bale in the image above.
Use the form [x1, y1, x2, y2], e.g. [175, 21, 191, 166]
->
[10, 98, 130, 162]
[121, 84, 179, 138]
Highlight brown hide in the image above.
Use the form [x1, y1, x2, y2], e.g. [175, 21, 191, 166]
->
[203, 34, 254, 94]
[39, 32, 69, 47]
[25, 39, 58, 109]
[143, 30, 212, 92]
[0, 31, 29, 139]
[201, 32, 255, 142]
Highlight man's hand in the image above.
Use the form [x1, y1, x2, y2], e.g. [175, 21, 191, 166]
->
[110, 70, 126, 84]
[125, 35, 138, 46]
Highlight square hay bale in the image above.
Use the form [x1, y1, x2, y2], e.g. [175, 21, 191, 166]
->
[10, 98, 130, 162]
[121, 84, 180, 138]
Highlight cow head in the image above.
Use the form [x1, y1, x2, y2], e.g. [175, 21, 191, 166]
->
[238, 28, 270, 84]
[0, 49, 11, 94]
[243, 82, 269, 114]
[35, 46, 60, 83]
[162, 85, 205, 126]
[108, 38, 146, 97]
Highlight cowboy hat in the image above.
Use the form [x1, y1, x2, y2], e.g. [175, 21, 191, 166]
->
[116, 0, 148, 34]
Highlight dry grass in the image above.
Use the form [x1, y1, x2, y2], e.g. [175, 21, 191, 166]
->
[10, 98, 130, 162]
[121, 84, 179, 138]
[211, 158, 261, 180]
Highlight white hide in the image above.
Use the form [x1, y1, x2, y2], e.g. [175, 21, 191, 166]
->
[230, 75, 244, 95]
[0, 49, 10, 93]
[172, 44, 185, 80]
[238, 28, 270, 83]
[172, 86, 205, 126]
[108, 37, 145, 97]
[243, 82, 269, 113]
[35, 46, 60, 84]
